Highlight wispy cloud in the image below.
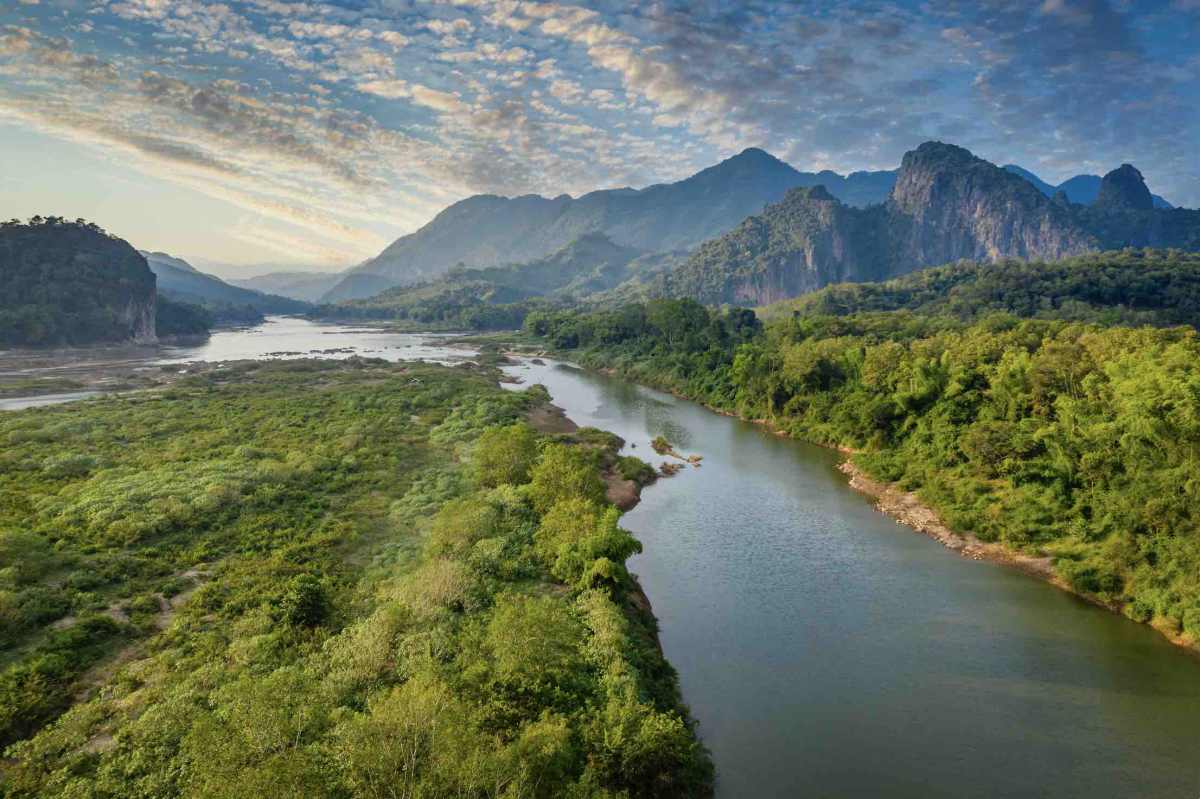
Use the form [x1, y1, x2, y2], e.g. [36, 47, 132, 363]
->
[0, 0, 1195, 267]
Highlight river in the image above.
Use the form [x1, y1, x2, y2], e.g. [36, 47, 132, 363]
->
[504, 356, 1200, 799]
[3, 318, 1199, 797]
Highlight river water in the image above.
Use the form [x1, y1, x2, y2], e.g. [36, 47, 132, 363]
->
[504, 357, 1200, 799]
[4, 318, 1200, 797]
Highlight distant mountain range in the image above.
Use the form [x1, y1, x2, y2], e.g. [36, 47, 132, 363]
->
[324, 232, 667, 324]
[661, 143, 1200, 305]
[229, 271, 344, 303]
[322, 147, 1182, 303]
[142, 252, 311, 319]
[1003, 165, 1172, 208]
[324, 147, 818, 301]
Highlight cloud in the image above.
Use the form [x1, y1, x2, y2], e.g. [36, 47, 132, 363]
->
[1, 0, 1196, 270]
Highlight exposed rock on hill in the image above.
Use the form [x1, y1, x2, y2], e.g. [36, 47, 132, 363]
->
[887, 142, 1097, 266]
[663, 142, 1196, 306]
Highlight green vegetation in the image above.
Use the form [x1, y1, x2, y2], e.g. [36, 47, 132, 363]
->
[156, 296, 214, 338]
[526, 251, 1200, 648]
[314, 235, 681, 330]
[0, 218, 214, 346]
[765, 249, 1200, 327]
[0, 218, 157, 346]
[0, 360, 709, 796]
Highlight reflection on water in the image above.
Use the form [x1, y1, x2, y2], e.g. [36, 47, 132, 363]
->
[158, 316, 475, 365]
[0, 317, 476, 410]
[504, 357, 1200, 799]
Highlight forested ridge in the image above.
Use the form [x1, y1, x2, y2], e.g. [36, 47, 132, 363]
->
[0, 218, 213, 346]
[523, 249, 1200, 649]
[0, 218, 157, 346]
[0, 360, 710, 797]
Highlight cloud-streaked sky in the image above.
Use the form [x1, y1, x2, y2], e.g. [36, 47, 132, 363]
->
[1, 0, 1197, 273]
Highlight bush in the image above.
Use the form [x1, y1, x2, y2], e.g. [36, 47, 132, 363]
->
[278, 575, 330, 628]
[617, 456, 657, 486]
[473, 423, 539, 487]
[529, 444, 606, 514]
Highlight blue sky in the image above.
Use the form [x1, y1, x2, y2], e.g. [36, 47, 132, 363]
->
[1, 0, 1197, 273]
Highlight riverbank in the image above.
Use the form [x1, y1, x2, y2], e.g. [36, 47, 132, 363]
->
[835, 460, 1200, 656]
[503, 347, 1200, 658]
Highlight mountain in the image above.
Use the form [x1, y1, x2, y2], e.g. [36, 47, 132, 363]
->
[1003, 164, 1172, 208]
[1075, 167, 1200, 251]
[1, 218, 158, 346]
[323, 233, 645, 327]
[661, 142, 1198, 306]
[229, 271, 344, 303]
[325, 146, 1180, 304]
[320, 273, 402, 304]
[323, 149, 910, 301]
[142, 251, 311, 318]
[661, 186, 891, 305]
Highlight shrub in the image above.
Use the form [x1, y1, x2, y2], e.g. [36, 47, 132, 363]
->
[529, 444, 606, 514]
[278, 575, 330, 628]
[473, 423, 539, 487]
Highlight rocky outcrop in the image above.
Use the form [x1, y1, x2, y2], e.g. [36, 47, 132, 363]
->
[1095, 164, 1155, 211]
[663, 141, 1197, 306]
[123, 293, 157, 344]
[886, 142, 1098, 266]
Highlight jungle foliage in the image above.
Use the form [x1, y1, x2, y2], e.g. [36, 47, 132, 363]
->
[0, 218, 214, 346]
[526, 253, 1200, 647]
[764, 249, 1200, 327]
[0, 360, 709, 797]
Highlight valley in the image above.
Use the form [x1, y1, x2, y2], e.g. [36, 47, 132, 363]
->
[5, 0, 1200, 794]
[5, 318, 1200, 797]
[3, 131, 1200, 799]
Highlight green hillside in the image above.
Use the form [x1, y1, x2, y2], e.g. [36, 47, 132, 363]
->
[0, 218, 158, 346]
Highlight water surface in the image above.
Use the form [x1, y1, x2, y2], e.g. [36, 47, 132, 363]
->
[0, 317, 474, 409]
[503, 357, 1200, 799]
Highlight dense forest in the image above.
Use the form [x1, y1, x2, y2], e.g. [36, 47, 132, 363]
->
[0, 218, 213, 346]
[0, 218, 158, 346]
[766, 249, 1200, 327]
[0, 360, 710, 796]
[524, 250, 1200, 648]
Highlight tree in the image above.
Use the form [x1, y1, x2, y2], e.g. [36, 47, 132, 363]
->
[528, 444, 606, 514]
[473, 422, 539, 487]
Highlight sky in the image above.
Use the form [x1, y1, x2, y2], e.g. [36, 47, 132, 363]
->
[0, 0, 1197, 275]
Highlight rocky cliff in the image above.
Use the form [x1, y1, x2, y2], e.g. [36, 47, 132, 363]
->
[886, 142, 1098, 267]
[663, 142, 1196, 306]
